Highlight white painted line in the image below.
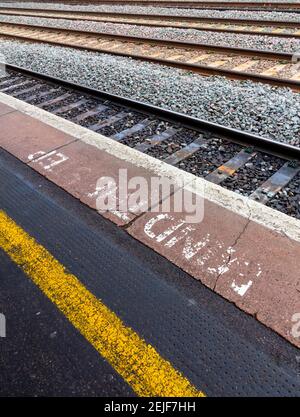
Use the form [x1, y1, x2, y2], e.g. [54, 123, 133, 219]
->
[1, 92, 300, 243]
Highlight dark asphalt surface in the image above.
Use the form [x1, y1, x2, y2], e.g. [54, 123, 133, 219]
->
[0, 149, 300, 397]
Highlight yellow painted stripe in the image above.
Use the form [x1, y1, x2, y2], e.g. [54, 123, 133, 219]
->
[0, 210, 205, 398]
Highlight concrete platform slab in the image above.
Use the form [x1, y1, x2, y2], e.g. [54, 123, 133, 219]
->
[28, 140, 179, 226]
[0, 102, 15, 117]
[215, 221, 300, 344]
[1, 91, 300, 348]
[128, 194, 249, 290]
[0, 111, 77, 162]
[2, 150, 300, 397]
[127, 188, 300, 347]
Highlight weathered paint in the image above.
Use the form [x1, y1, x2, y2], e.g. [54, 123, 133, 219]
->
[142, 213, 262, 296]
[0, 210, 205, 398]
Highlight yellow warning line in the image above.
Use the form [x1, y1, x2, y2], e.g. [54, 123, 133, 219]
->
[0, 210, 205, 398]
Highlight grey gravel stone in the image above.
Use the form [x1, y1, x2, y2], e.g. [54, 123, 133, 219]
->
[267, 171, 300, 218]
[223, 153, 285, 195]
[0, 2, 299, 23]
[0, 38, 299, 146]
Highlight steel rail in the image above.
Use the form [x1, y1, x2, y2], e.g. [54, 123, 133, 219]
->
[3, 61, 300, 161]
[0, 21, 299, 91]
[0, 7, 299, 27]
[2, 1, 300, 9]
[0, 8, 300, 38]
[0, 21, 295, 59]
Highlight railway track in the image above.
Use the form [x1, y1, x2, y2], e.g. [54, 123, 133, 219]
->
[1, 1, 300, 11]
[0, 21, 299, 90]
[1, 7, 300, 38]
[1, 63, 299, 218]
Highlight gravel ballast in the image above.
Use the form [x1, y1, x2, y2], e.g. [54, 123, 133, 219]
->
[0, 14, 299, 53]
[267, 172, 300, 218]
[0, 38, 299, 146]
[0, 2, 299, 22]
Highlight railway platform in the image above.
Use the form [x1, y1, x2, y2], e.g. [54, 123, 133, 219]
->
[1, 91, 300, 346]
[0, 0, 300, 400]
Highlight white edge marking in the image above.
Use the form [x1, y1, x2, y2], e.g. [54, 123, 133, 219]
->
[1, 92, 300, 243]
